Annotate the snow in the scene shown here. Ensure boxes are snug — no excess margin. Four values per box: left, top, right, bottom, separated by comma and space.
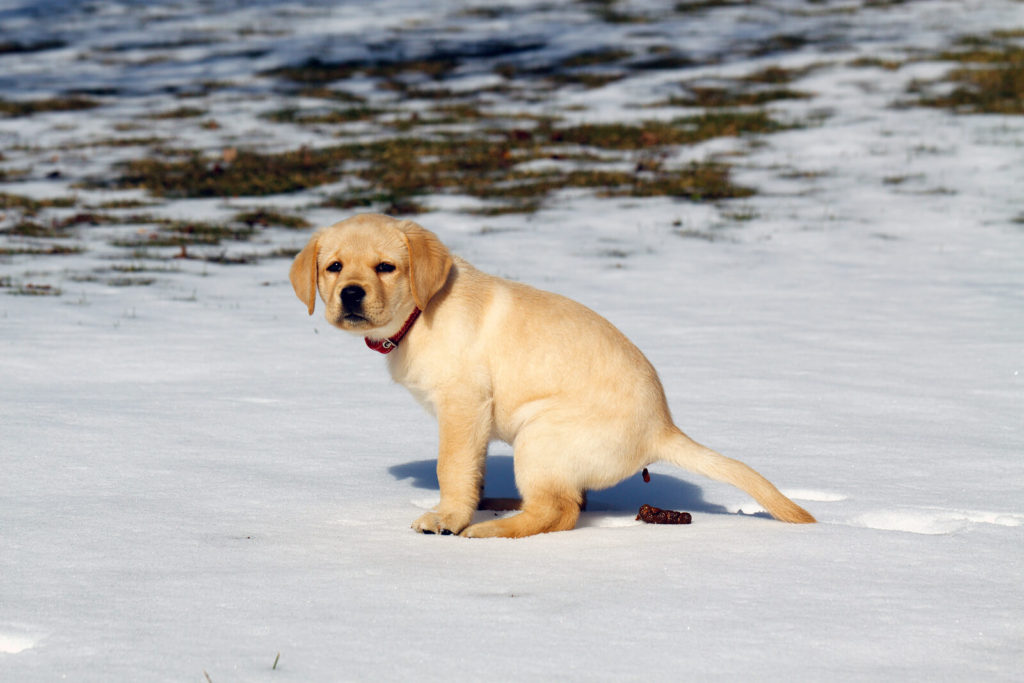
2, 0, 1023, 680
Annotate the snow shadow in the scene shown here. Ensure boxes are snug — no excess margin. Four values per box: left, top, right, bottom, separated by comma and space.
388, 455, 732, 516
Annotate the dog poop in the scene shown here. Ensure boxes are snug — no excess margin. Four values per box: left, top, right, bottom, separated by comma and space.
636, 504, 692, 525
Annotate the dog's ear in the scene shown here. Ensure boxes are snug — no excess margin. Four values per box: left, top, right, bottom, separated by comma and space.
396, 221, 453, 310
289, 232, 320, 315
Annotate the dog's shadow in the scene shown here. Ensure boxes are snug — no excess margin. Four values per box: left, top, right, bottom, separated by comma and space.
388, 454, 736, 517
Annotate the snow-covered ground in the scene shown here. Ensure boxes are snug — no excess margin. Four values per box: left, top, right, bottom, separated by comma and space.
2, 1, 1022, 680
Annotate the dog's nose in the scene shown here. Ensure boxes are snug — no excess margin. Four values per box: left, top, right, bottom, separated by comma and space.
341, 285, 366, 311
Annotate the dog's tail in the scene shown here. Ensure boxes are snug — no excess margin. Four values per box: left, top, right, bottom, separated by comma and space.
653, 427, 816, 523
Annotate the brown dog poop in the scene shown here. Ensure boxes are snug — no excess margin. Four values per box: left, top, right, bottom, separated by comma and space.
636, 504, 692, 525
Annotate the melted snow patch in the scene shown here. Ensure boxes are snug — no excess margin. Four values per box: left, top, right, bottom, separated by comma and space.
233, 397, 280, 405
578, 512, 641, 529
853, 508, 1024, 535
0, 633, 36, 654
785, 490, 847, 503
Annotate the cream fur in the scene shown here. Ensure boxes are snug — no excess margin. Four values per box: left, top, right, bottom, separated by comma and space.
290, 214, 815, 537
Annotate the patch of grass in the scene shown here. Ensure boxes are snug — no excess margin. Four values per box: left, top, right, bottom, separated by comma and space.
109, 220, 255, 249
325, 112, 763, 211
148, 106, 206, 119
108, 263, 179, 274
296, 87, 368, 103
200, 251, 265, 265
89, 198, 161, 210
583, 0, 648, 24
107, 277, 157, 287
750, 34, 812, 58
721, 205, 760, 222
632, 51, 697, 72
882, 174, 923, 186
233, 208, 311, 229
263, 106, 382, 125
849, 56, 904, 71
69, 271, 157, 287
263, 246, 303, 259
74, 136, 167, 149
8, 283, 61, 296
546, 72, 625, 89
742, 65, 820, 84
496, 47, 635, 90
0, 166, 30, 181
0, 244, 84, 256
4, 220, 72, 238
910, 33, 1024, 114
466, 199, 545, 216
550, 111, 786, 149
115, 95, 774, 214
0, 95, 100, 117
3, 211, 147, 238
0, 193, 78, 215
608, 162, 754, 200
667, 86, 810, 107
114, 148, 347, 197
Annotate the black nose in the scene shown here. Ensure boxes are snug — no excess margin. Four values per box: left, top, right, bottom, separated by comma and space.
341, 285, 366, 311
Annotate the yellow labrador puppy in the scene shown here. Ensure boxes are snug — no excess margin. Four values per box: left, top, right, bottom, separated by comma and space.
290, 213, 815, 537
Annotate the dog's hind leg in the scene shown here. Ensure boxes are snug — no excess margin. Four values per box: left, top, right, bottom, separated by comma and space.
461, 486, 582, 538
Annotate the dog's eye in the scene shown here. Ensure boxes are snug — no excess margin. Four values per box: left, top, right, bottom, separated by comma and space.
326, 261, 342, 273
376, 262, 396, 274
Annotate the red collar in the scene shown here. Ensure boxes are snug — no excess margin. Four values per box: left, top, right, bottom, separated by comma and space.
364, 308, 421, 354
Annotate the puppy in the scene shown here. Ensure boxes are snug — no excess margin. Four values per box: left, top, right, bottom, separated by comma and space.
290, 214, 815, 537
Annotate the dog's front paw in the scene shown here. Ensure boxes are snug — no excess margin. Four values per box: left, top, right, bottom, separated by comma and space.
412, 508, 472, 536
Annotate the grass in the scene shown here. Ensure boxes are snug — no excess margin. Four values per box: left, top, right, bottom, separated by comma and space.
910, 33, 1024, 114
0, 13, 804, 313
111, 106, 779, 213
656, 65, 818, 109
233, 208, 311, 229
115, 148, 346, 197
6, 283, 62, 296
1, 2, 834, 291
551, 112, 786, 149
5, 220, 73, 238
1, 193, 78, 215
665, 86, 809, 107
0, 95, 100, 117
172, 20, 809, 214
262, 106, 382, 125
0, 245, 84, 256
147, 106, 206, 119
6, 1, 1010, 305
110, 220, 255, 249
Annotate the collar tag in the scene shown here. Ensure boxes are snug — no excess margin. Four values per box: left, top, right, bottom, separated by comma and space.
364, 308, 421, 355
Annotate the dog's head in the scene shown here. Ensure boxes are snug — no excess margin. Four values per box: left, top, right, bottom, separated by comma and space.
289, 214, 453, 338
